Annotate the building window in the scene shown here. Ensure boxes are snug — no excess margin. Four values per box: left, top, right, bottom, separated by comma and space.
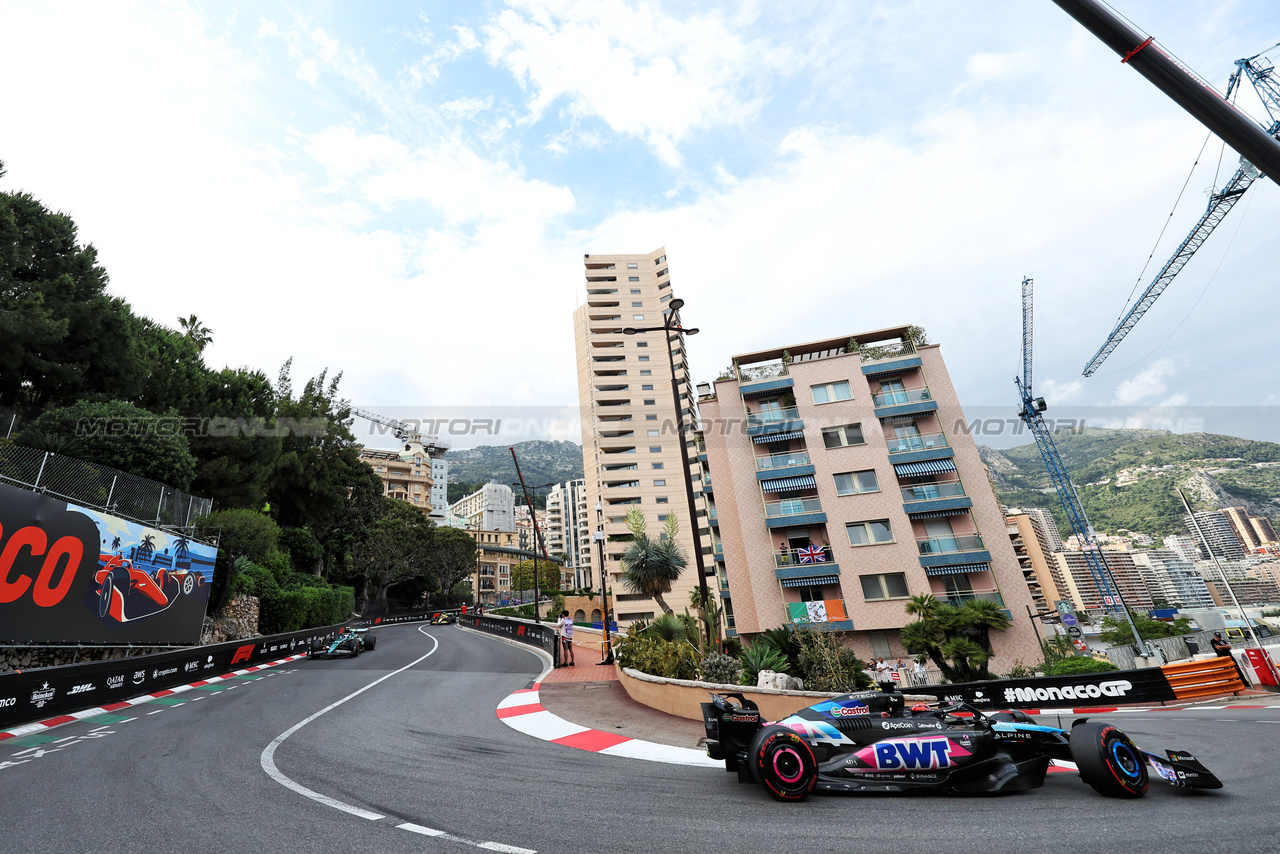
656, 496, 669, 504
642, 384, 653, 390
654, 255, 666, 264
868, 630, 892, 658
643, 398, 655, 404
860, 573, 909, 601
654, 479, 666, 486
640, 370, 652, 376
647, 430, 660, 436
645, 414, 657, 420
657, 268, 668, 277
812, 381, 852, 404
629, 276, 640, 282
627, 262, 638, 269
650, 446, 662, 452
639, 356, 650, 361
636, 341, 648, 347
633, 314, 645, 320
652, 462, 664, 469
834, 470, 879, 496
631, 289, 641, 294
632, 301, 643, 307
822, 423, 865, 448
660, 294, 671, 303
847, 520, 894, 546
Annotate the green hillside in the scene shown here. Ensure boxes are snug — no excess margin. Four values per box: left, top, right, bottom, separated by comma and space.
979, 428, 1280, 540
444, 441, 584, 506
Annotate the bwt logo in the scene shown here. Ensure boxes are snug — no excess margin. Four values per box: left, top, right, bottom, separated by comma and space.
861, 738, 967, 770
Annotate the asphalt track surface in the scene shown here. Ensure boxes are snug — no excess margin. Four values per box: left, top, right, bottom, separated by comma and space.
3, 624, 1278, 854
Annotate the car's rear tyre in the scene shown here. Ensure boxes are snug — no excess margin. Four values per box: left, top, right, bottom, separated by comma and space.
748, 725, 817, 801
365, 634, 376, 650
1070, 721, 1148, 799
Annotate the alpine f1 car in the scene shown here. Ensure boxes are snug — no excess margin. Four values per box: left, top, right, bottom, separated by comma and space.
308, 627, 376, 658
703, 689, 1222, 801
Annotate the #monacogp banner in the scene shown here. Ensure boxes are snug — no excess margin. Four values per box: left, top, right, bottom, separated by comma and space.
0, 481, 217, 645
911, 667, 1177, 709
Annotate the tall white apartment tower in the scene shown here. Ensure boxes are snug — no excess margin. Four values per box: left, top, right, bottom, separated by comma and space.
573, 247, 707, 625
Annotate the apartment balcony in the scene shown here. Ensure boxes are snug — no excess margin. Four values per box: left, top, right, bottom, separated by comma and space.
885, 431, 954, 466
746, 406, 804, 438
917, 533, 992, 571
764, 497, 827, 528
901, 482, 973, 516
917, 533, 985, 555
774, 545, 833, 567
784, 599, 853, 631
861, 347, 922, 377
753, 450, 814, 481
737, 363, 794, 398
873, 386, 937, 419
701, 476, 713, 493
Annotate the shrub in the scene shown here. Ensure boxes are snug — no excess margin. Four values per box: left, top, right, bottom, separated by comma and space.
259, 586, 354, 634
231, 558, 279, 598
1002, 660, 1039, 679
615, 627, 701, 680
739, 642, 789, 686
794, 629, 871, 692
194, 508, 280, 564
700, 653, 742, 686
1046, 657, 1118, 676
756, 626, 801, 672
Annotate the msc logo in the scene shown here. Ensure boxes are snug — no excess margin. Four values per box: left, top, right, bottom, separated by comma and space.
68, 683, 95, 695
230, 644, 255, 666
859, 737, 968, 771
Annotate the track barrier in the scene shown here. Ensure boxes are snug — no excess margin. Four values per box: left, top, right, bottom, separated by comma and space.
1160, 656, 1246, 700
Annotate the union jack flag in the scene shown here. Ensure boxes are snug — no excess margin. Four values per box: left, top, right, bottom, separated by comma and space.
797, 545, 826, 564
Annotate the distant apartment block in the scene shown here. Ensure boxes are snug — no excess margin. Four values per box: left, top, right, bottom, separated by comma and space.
358, 434, 440, 514
1006, 512, 1065, 612
696, 326, 1039, 664
1130, 548, 1214, 609
572, 247, 707, 625
463, 529, 518, 605
1163, 534, 1200, 564
1196, 559, 1280, 607
1049, 550, 1154, 613
1012, 507, 1065, 553
1184, 510, 1246, 562
450, 483, 516, 532
427, 442, 450, 524
547, 479, 593, 589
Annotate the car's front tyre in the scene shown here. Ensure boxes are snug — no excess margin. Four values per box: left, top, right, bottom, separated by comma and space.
1070, 721, 1148, 799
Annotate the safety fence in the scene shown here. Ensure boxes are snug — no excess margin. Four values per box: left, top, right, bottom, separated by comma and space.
1160, 657, 1247, 701
0, 442, 213, 537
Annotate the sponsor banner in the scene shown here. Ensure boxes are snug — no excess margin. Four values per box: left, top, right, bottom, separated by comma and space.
459, 614, 559, 664
351, 611, 434, 628
912, 668, 1176, 709
0, 624, 344, 730
0, 481, 218, 645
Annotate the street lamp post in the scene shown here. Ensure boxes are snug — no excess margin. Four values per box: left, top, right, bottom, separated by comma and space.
595, 500, 613, 664
510, 469, 556, 622
622, 298, 713, 649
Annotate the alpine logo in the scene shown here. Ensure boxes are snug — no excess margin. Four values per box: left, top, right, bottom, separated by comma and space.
68, 683, 95, 695
1002, 680, 1133, 703
856, 737, 971, 770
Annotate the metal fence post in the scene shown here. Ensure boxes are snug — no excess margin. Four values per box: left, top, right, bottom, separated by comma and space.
34, 452, 49, 489
155, 488, 166, 526
105, 475, 117, 509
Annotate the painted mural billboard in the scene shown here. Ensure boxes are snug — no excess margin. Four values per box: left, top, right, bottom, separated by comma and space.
0, 481, 216, 645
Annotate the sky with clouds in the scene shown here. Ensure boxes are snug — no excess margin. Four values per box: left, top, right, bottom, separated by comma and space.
2, 0, 1278, 450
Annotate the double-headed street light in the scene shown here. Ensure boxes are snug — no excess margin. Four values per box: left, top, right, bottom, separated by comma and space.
622, 297, 713, 648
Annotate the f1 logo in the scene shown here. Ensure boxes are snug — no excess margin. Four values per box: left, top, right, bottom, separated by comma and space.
230, 644, 255, 666
517, 626, 525, 636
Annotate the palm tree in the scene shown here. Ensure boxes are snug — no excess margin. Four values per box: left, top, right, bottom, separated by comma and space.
619, 508, 686, 615
137, 534, 156, 562
955, 599, 1012, 656
940, 636, 990, 682
903, 593, 941, 621
177, 315, 213, 352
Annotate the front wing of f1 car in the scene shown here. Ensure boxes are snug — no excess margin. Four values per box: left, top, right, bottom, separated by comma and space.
702, 690, 1222, 801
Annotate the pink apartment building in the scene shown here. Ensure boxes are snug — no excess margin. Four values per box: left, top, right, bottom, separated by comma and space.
696, 326, 1041, 666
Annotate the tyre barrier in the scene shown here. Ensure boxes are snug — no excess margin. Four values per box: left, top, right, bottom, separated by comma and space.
1160, 657, 1246, 701
0, 624, 348, 731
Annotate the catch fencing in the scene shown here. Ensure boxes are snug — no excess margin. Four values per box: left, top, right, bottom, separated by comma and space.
0, 441, 212, 536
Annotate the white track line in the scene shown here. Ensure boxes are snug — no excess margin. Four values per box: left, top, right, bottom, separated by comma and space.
260, 630, 440, 821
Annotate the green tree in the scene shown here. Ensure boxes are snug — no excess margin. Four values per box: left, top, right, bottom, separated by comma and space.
1098, 611, 1191, 645
351, 497, 435, 614
189, 367, 281, 510
279, 526, 324, 574
0, 174, 142, 410
425, 526, 478, 606
177, 314, 213, 352
509, 558, 561, 600
618, 508, 686, 615
901, 594, 1012, 682
27, 399, 197, 489
194, 508, 280, 564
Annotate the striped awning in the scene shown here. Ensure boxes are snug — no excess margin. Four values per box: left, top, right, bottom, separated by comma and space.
894, 459, 957, 477
761, 475, 817, 493
906, 507, 971, 518
753, 430, 803, 444
923, 562, 990, 577
864, 365, 920, 378
882, 414, 922, 424
780, 575, 840, 588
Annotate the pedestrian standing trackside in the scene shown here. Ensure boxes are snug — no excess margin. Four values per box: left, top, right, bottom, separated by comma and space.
559, 610, 575, 666
1210, 631, 1252, 688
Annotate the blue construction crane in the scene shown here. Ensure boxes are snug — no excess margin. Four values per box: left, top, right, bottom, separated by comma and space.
1016, 278, 1148, 650
1082, 50, 1280, 376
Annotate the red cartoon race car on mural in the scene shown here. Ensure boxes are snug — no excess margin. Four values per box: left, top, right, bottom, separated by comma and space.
94, 555, 204, 622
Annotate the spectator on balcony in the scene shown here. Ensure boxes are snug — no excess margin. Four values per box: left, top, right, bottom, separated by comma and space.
778, 542, 791, 564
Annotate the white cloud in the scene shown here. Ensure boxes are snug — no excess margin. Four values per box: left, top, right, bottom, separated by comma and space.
1039, 378, 1085, 405
441, 94, 495, 119
482, 0, 788, 165
1112, 358, 1177, 405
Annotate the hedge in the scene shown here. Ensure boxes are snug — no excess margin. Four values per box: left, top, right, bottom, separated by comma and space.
259, 586, 355, 634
